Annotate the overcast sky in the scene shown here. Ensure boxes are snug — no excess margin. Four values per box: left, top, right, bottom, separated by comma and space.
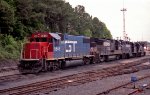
66, 0, 150, 42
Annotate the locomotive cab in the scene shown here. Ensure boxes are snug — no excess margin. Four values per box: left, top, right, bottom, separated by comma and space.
18, 32, 60, 73
22, 33, 54, 60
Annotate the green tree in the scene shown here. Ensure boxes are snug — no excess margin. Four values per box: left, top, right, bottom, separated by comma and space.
0, 0, 15, 35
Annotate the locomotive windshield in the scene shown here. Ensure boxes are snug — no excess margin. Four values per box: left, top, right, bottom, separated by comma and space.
30, 38, 52, 42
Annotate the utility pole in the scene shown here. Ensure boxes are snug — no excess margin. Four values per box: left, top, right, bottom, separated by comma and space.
121, 0, 127, 41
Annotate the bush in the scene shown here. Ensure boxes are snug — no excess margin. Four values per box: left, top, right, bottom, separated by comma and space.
0, 34, 25, 59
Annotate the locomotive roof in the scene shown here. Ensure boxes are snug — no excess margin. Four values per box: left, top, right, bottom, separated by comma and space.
31, 32, 61, 40
49, 33, 61, 40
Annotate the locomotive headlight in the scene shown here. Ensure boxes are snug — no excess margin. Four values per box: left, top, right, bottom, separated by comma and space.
144, 47, 147, 50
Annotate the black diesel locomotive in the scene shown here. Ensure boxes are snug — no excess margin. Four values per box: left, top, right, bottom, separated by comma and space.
90, 38, 145, 63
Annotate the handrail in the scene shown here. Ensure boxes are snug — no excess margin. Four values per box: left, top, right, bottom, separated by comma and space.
42, 46, 48, 58
20, 43, 24, 59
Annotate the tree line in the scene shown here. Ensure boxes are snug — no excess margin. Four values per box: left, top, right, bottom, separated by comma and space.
0, 0, 112, 40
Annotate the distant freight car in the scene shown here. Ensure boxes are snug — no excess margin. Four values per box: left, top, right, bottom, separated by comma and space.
18, 32, 93, 73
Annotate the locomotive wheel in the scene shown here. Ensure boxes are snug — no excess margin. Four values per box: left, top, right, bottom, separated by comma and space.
116, 55, 120, 60
61, 61, 66, 69
46, 62, 52, 71
104, 55, 109, 62
100, 56, 105, 62
33, 66, 42, 73
93, 56, 99, 63
143, 52, 146, 56
122, 54, 126, 59
52, 61, 61, 71
139, 53, 142, 57
126, 54, 130, 59
90, 57, 94, 64
93, 54, 100, 63
83, 57, 90, 65
132, 54, 136, 57
33, 60, 43, 73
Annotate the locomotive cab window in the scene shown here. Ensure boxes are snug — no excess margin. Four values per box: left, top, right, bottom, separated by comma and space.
48, 38, 52, 43
35, 38, 40, 42
41, 38, 47, 42
54, 39, 60, 46
31, 38, 48, 42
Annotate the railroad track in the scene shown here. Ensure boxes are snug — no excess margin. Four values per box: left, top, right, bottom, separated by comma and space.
0, 66, 20, 83
0, 57, 147, 83
128, 83, 150, 95
96, 75, 150, 95
0, 66, 17, 73
0, 58, 149, 95
0, 74, 24, 83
